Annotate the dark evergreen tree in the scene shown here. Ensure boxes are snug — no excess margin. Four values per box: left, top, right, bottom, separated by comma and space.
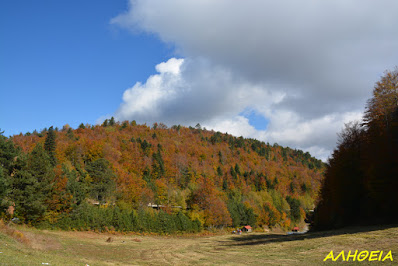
301, 182, 309, 193
222, 178, 228, 191
227, 191, 257, 227
140, 139, 151, 156
25, 143, 54, 216
44, 126, 57, 166
121, 121, 128, 130
109, 117, 116, 126
0, 166, 10, 213
66, 127, 75, 140
179, 167, 192, 189
218, 151, 223, 164
216, 166, 223, 177
286, 196, 302, 222
230, 166, 237, 180
28, 143, 54, 185
234, 163, 241, 176
0, 166, 7, 199
10, 166, 47, 223
65, 167, 87, 206
86, 158, 115, 203
152, 148, 165, 179
0, 130, 20, 175
289, 182, 295, 193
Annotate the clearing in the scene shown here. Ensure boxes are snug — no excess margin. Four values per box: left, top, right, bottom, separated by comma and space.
0, 224, 397, 265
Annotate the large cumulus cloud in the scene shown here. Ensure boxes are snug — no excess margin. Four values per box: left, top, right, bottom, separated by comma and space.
116, 57, 284, 126
112, 0, 398, 160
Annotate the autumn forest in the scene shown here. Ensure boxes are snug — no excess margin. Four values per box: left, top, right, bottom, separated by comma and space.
0, 114, 324, 233
1, 69, 397, 234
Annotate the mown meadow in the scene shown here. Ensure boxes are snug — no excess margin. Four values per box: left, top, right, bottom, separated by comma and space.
0, 222, 397, 265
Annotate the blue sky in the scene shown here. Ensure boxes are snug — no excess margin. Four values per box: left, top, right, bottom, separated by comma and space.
0, 1, 173, 136
1, 1, 397, 161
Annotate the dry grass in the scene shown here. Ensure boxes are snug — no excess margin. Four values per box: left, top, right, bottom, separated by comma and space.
0, 224, 397, 265
0, 220, 30, 245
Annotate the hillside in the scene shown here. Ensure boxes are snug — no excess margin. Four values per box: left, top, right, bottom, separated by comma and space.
1, 121, 324, 232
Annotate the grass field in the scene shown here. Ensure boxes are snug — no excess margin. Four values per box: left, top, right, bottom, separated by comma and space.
0, 224, 397, 265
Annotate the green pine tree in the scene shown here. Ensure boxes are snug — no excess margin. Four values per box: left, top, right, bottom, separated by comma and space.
28, 143, 54, 184
0, 129, 20, 175
44, 126, 57, 166
10, 168, 47, 223
86, 158, 115, 203
66, 127, 75, 140
65, 167, 87, 206
0, 166, 8, 199
152, 148, 165, 179
0, 166, 10, 214
109, 117, 116, 126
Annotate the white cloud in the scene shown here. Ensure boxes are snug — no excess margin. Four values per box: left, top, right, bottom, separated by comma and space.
116, 57, 286, 126
111, 0, 398, 160
261, 111, 364, 160
203, 116, 257, 139
155, 58, 183, 75
116, 58, 184, 121
202, 110, 363, 161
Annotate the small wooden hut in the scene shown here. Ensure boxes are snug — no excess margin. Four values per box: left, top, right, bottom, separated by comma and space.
242, 225, 252, 232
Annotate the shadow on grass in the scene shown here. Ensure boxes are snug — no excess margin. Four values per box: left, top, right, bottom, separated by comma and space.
221, 224, 398, 247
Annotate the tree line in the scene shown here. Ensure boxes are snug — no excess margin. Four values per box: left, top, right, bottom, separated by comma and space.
314, 68, 398, 229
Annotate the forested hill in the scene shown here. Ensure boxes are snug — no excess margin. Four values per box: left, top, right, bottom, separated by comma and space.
0, 121, 324, 233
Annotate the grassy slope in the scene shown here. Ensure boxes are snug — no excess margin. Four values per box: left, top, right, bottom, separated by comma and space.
0, 225, 397, 265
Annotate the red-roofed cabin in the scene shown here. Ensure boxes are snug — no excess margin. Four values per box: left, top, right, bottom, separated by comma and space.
242, 225, 252, 232
292, 227, 299, 232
